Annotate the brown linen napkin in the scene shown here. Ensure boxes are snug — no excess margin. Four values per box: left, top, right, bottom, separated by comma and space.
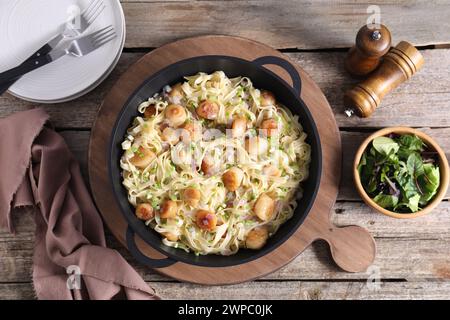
0, 108, 159, 300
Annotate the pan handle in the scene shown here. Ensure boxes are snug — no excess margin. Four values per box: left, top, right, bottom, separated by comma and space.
126, 226, 177, 268
252, 56, 302, 96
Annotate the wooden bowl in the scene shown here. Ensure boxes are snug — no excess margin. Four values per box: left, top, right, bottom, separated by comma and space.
353, 127, 449, 219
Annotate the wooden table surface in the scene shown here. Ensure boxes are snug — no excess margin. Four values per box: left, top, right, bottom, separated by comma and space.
1, 0, 450, 300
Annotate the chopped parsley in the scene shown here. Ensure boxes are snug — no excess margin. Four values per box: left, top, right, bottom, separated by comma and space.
150, 198, 159, 208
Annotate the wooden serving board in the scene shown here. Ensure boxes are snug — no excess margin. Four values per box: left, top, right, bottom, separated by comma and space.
88, 35, 376, 285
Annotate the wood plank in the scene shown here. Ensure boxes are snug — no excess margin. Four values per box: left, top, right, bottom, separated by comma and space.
332, 201, 450, 240
0, 283, 36, 300
2, 204, 450, 283
150, 281, 450, 300
2, 49, 450, 129
2, 0, 450, 300
0, 53, 145, 129
290, 49, 450, 128
2, 280, 450, 300
119, 1, 450, 49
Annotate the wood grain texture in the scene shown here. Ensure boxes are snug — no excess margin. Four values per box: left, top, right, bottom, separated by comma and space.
1, 1, 450, 299
150, 281, 450, 300
0, 53, 143, 129
59, 129, 450, 201
2, 49, 450, 129
2, 280, 450, 300
119, 1, 450, 49
2, 211, 450, 283
3, 131, 448, 283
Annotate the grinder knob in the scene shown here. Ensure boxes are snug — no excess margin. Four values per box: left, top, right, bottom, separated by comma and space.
345, 24, 392, 77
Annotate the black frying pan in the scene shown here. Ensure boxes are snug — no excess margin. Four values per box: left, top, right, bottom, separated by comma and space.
109, 55, 322, 268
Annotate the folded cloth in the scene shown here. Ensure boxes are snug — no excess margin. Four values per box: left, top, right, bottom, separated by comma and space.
0, 108, 159, 300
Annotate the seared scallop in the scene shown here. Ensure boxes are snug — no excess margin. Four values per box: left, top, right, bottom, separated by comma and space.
135, 203, 154, 220
253, 193, 275, 221
181, 121, 202, 142
245, 227, 269, 250
165, 104, 187, 127
263, 164, 281, 177
130, 146, 156, 169
167, 83, 184, 104
161, 127, 180, 145
196, 210, 217, 231
160, 200, 178, 219
245, 136, 269, 159
196, 100, 219, 120
260, 90, 276, 106
183, 187, 201, 207
201, 156, 216, 175
231, 117, 247, 138
260, 118, 279, 137
222, 167, 244, 192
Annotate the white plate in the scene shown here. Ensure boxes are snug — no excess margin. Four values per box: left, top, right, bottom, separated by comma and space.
11, 22, 125, 104
0, 0, 125, 103
10, 5, 126, 104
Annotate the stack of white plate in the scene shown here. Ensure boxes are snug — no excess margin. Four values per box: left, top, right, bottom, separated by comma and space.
0, 0, 125, 103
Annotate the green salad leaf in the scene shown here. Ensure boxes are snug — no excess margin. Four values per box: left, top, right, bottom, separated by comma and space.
398, 134, 425, 151
418, 163, 440, 204
373, 194, 399, 208
358, 134, 441, 214
372, 136, 399, 155
407, 153, 424, 177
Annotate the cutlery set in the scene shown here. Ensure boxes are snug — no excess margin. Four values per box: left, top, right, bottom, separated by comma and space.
0, 0, 116, 95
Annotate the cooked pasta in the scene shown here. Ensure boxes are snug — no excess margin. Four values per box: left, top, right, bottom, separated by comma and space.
120, 71, 311, 255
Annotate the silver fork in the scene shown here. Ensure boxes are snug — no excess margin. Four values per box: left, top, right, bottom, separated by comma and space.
65, 0, 106, 37
0, 26, 116, 86
59, 26, 116, 58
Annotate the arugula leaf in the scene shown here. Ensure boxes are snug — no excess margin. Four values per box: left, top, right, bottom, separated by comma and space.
398, 134, 425, 152
359, 153, 377, 194
407, 153, 424, 177
397, 134, 425, 160
395, 169, 423, 206
366, 176, 378, 194
357, 152, 367, 174
395, 193, 421, 212
372, 137, 399, 156
373, 193, 399, 208
417, 163, 440, 204
406, 194, 421, 212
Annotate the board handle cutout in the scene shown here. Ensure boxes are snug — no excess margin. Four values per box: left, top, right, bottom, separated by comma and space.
126, 226, 177, 268
252, 56, 302, 95
321, 225, 376, 273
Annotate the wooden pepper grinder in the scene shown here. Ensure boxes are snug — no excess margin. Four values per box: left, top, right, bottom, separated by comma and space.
344, 41, 424, 118
345, 24, 392, 77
